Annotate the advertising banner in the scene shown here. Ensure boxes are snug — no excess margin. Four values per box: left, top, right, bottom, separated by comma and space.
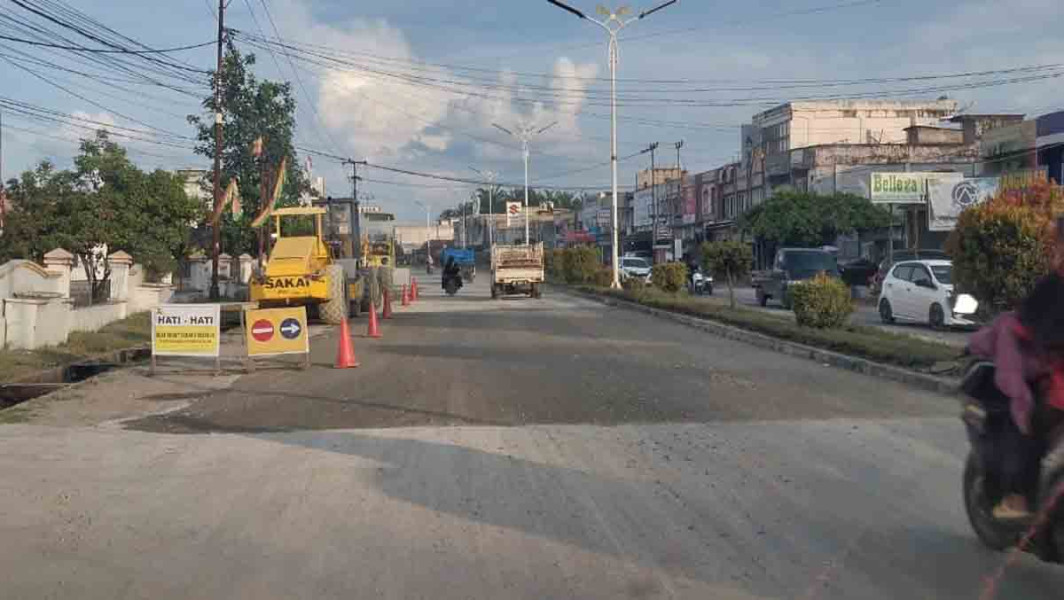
869, 172, 931, 204
152, 304, 220, 357
928, 176, 998, 231
505, 202, 521, 227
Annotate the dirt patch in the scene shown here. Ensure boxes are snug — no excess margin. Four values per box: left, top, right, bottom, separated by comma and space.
3, 366, 243, 428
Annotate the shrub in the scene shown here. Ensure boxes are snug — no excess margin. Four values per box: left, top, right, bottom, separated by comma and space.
546, 249, 566, 281
622, 275, 647, 294
946, 181, 1063, 313
563, 246, 600, 284
651, 262, 688, 294
591, 267, 612, 288
789, 273, 854, 328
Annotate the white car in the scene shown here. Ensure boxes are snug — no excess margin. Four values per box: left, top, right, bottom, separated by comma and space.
619, 256, 652, 282
877, 259, 979, 328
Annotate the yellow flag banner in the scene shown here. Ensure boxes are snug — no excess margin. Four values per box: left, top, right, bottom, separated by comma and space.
210, 178, 240, 225
250, 156, 288, 228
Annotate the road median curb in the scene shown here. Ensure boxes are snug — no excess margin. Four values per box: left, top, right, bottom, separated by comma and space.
559, 286, 959, 396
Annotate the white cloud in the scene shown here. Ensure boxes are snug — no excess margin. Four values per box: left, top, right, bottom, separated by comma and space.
64, 111, 117, 142
272, 0, 599, 163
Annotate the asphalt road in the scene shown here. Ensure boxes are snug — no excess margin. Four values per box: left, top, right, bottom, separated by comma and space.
1, 274, 1059, 599
717, 285, 971, 348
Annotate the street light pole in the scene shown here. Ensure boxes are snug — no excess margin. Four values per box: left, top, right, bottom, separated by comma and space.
469, 166, 497, 250
414, 199, 431, 256
546, 0, 678, 288
492, 121, 557, 246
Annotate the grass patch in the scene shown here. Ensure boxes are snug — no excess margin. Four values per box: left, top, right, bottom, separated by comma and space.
578, 286, 961, 373
0, 312, 151, 383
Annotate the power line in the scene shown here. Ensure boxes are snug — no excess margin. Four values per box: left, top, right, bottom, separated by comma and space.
0, 33, 213, 54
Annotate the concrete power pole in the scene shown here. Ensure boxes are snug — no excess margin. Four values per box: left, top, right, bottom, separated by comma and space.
343, 159, 367, 261
209, 0, 226, 301
645, 142, 659, 259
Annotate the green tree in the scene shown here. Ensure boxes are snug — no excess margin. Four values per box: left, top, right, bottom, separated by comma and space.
1, 132, 199, 297
702, 241, 753, 309
739, 190, 890, 247
188, 43, 309, 256
946, 180, 1064, 313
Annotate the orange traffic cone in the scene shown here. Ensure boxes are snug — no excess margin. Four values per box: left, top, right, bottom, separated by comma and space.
335, 317, 359, 368
382, 287, 393, 319
411, 277, 419, 302
366, 301, 382, 338
401, 284, 410, 307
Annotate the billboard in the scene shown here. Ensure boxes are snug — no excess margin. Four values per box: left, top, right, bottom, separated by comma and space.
682, 182, 697, 225
869, 172, 931, 204
505, 202, 522, 227
928, 176, 998, 231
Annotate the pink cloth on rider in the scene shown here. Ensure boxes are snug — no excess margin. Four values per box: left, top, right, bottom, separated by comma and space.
969, 312, 1038, 434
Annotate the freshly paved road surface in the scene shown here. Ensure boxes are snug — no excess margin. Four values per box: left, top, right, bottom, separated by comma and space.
1, 274, 1058, 599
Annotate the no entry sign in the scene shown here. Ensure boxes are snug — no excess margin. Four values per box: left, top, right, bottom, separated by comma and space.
251, 319, 274, 342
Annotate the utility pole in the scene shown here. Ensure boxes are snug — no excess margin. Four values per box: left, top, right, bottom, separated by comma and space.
646, 142, 659, 259
343, 159, 367, 261
470, 167, 497, 250
547, 0, 679, 287
0, 111, 4, 230
209, 0, 226, 301
675, 140, 684, 172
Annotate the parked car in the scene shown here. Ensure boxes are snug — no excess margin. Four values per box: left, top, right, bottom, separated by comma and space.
872, 249, 949, 295
839, 257, 878, 287
877, 259, 979, 328
619, 256, 652, 282
753, 248, 840, 309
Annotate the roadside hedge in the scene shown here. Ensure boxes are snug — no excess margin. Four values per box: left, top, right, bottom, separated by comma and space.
577, 286, 959, 372
651, 262, 688, 294
789, 273, 854, 328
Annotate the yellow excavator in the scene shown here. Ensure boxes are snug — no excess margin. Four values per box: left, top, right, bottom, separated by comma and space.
249, 207, 361, 323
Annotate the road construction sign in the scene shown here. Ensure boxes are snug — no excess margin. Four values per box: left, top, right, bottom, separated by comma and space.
152, 304, 220, 357
245, 306, 309, 357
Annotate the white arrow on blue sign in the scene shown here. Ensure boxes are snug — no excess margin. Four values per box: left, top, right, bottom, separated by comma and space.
280, 318, 303, 340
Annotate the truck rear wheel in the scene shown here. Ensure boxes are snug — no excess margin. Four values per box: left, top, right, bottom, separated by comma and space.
319, 264, 349, 325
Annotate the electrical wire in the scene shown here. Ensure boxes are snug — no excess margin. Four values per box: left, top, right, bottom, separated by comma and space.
0, 34, 213, 54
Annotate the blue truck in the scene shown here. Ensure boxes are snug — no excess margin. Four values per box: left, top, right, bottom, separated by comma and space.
440, 248, 476, 282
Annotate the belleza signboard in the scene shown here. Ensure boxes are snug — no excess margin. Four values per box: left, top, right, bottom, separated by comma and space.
869, 173, 930, 204
152, 305, 220, 357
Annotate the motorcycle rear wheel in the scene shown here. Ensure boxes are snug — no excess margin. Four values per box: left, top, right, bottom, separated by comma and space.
964, 451, 1015, 552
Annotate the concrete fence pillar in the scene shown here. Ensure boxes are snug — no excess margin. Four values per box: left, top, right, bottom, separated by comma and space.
218, 253, 232, 280
186, 253, 209, 293
107, 250, 134, 301
238, 254, 254, 284
42, 247, 74, 298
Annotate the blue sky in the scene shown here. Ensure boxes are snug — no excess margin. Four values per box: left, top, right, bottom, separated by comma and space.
2, 0, 1063, 220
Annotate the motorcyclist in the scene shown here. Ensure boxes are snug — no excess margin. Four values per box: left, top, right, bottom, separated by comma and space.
442, 256, 461, 290
969, 273, 1064, 519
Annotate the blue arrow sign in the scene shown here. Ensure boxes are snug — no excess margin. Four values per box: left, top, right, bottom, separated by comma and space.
279, 318, 303, 340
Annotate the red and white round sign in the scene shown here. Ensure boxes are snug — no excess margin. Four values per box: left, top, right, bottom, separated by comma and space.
251, 319, 274, 342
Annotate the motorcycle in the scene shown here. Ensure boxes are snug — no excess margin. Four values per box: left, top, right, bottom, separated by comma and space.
690, 269, 713, 296
442, 271, 463, 296
960, 360, 1064, 562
